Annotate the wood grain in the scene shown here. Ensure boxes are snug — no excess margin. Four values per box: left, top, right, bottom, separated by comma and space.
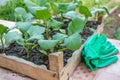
59, 46, 83, 80
0, 54, 59, 80
49, 52, 63, 72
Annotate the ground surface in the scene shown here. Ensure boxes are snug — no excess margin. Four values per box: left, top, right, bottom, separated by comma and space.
0, 39, 120, 80
103, 8, 120, 39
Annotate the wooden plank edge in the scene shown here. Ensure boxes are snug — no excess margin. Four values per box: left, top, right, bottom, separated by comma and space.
49, 52, 63, 72
96, 23, 104, 35
0, 54, 59, 80
59, 45, 83, 80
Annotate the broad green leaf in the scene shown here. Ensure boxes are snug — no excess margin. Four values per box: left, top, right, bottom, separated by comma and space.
24, 0, 39, 8
64, 11, 79, 19
115, 28, 120, 40
14, 7, 27, 20
38, 0, 47, 6
30, 7, 47, 15
38, 40, 59, 50
24, 13, 34, 21
48, 19, 63, 30
73, 0, 83, 4
60, 29, 66, 34
0, 24, 8, 38
16, 38, 25, 46
58, 3, 69, 13
24, 0, 47, 15
16, 22, 32, 33
5, 31, 24, 46
36, 9, 52, 21
53, 33, 67, 42
27, 26, 45, 36
67, 3, 78, 11
64, 33, 82, 50
68, 17, 85, 35
50, 2, 58, 14
79, 6, 92, 18
28, 34, 44, 41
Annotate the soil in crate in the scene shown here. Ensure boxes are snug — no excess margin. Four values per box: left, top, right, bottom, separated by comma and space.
0, 21, 100, 69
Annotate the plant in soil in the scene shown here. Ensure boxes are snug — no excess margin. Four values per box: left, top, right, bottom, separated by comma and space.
0, 0, 104, 69
0, 24, 8, 52
91, 5, 109, 23
5, 22, 46, 58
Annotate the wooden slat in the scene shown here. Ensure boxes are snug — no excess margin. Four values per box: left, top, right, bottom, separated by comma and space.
96, 23, 104, 35
59, 46, 83, 80
49, 52, 63, 72
0, 54, 59, 80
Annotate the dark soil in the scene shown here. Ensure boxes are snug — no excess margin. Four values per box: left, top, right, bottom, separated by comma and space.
4, 42, 73, 69
0, 20, 100, 69
103, 8, 120, 39
81, 21, 101, 42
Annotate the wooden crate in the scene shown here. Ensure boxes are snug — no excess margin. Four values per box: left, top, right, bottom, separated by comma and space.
0, 20, 104, 80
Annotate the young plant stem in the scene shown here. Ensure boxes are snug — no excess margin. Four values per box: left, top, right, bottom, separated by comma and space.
58, 48, 67, 52
60, 13, 64, 21
0, 36, 5, 52
24, 46, 30, 58
44, 21, 49, 39
50, 48, 54, 53
20, 17, 24, 22
84, 18, 88, 29
24, 33, 30, 58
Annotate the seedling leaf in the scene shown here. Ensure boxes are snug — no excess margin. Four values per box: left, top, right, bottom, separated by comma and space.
16, 22, 32, 33
14, 7, 27, 21
53, 33, 67, 42
48, 19, 63, 30
79, 6, 92, 18
36, 9, 52, 21
27, 26, 45, 36
0, 24, 8, 38
68, 17, 85, 35
64, 11, 79, 19
0, 24, 8, 51
28, 34, 44, 41
5, 31, 24, 46
64, 33, 82, 50
38, 40, 59, 50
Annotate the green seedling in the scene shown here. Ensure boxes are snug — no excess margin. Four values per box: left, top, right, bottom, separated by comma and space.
0, 24, 8, 52
14, 7, 34, 21
5, 22, 45, 58
79, 5, 92, 28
